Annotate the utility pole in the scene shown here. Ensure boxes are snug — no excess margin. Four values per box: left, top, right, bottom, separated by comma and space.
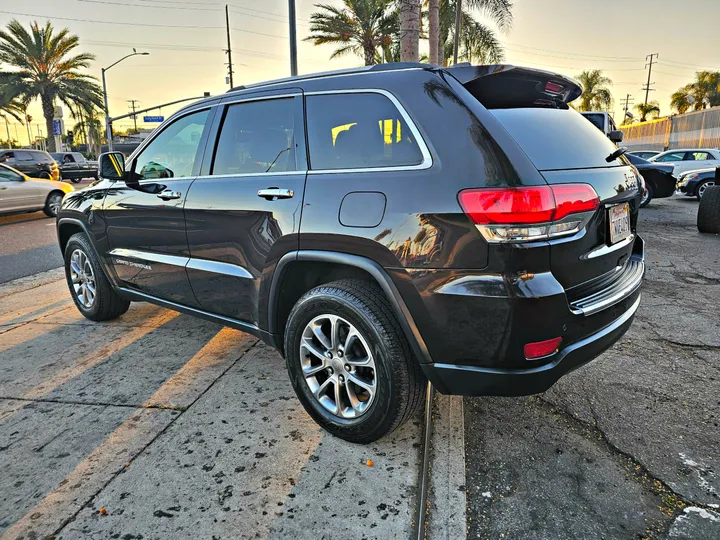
643, 53, 658, 107
452, 0, 462, 65
25, 114, 32, 148
225, 5, 234, 88
2, 116, 11, 148
128, 99, 140, 132
622, 93, 635, 122
288, 0, 298, 76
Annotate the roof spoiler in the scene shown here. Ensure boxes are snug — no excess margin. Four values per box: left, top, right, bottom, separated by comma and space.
443, 64, 582, 109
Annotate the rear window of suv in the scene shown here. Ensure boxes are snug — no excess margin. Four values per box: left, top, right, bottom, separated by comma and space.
490, 108, 623, 171
305, 92, 425, 170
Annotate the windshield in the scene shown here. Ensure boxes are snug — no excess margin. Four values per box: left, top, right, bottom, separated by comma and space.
490, 108, 623, 171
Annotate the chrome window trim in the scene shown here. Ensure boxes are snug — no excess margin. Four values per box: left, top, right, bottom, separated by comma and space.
193, 171, 306, 181
109, 248, 252, 279
304, 88, 433, 174
222, 92, 301, 106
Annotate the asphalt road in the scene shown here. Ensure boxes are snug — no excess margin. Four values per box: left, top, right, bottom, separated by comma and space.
0, 179, 93, 284
465, 196, 720, 539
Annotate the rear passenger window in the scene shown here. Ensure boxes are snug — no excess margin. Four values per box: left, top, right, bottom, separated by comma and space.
306, 93, 424, 170
212, 98, 296, 175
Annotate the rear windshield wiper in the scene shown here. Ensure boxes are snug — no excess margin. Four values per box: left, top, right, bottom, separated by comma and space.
606, 148, 627, 162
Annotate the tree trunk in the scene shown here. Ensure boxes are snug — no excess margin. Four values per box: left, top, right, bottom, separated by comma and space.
398, 0, 420, 62
438, 24, 449, 66
41, 93, 56, 152
364, 45, 375, 66
429, 0, 440, 65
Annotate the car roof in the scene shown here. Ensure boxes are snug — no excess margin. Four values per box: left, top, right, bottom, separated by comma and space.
658, 148, 718, 153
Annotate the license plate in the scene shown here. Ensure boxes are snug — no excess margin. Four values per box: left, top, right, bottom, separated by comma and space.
609, 203, 631, 244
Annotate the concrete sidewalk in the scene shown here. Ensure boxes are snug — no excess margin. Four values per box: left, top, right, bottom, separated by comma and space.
0, 272, 451, 539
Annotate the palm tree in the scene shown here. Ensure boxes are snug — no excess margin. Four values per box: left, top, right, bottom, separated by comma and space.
575, 70, 613, 111
670, 85, 695, 114
428, 0, 440, 65
71, 105, 103, 158
399, 0, 421, 61
670, 71, 720, 113
306, 1, 397, 66
456, 17, 503, 64
435, 0, 512, 66
0, 20, 104, 152
635, 101, 660, 122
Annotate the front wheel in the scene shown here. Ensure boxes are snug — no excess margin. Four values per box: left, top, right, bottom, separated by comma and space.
43, 191, 63, 217
64, 233, 131, 321
284, 279, 425, 444
70, 177, 82, 184
38, 170, 52, 180
696, 180, 716, 200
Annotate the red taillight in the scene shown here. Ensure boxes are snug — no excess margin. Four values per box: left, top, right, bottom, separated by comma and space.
458, 184, 599, 243
545, 81, 564, 94
459, 187, 556, 225
524, 337, 562, 360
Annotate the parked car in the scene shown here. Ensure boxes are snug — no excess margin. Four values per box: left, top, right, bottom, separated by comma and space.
628, 150, 660, 160
648, 148, 720, 176
0, 162, 73, 217
579, 111, 623, 143
56, 63, 644, 443
676, 167, 716, 200
50, 152, 99, 183
0, 149, 60, 181
625, 153, 676, 207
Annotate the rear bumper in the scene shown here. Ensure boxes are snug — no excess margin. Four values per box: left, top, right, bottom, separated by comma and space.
422, 293, 640, 396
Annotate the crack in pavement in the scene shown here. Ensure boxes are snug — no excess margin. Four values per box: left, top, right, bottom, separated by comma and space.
0, 396, 187, 411
39, 338, 261, 538
536, 396, 718, 522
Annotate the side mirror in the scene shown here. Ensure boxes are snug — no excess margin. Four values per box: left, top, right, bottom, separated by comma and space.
609, 130, 624, 143
98, 152, 126, 180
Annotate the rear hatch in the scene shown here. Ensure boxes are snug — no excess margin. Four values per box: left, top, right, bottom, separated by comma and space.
447, 65, 641, 291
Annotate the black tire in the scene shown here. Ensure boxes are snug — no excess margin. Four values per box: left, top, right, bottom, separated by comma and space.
38, 170, 52, 179
284, 279, 425, 444
696, 179, 716, 201
63, 233, 131, 321
43, 191, 63, 217
70, 177, 82, 184
697, 185, 720, 233
640, 183, 653, 208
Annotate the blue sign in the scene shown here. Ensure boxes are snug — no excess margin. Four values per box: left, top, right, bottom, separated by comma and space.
52, 119, 62, 135
143, 116, 164, 123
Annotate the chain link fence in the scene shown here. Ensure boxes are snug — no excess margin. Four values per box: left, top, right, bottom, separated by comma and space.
620, 106, 720, 151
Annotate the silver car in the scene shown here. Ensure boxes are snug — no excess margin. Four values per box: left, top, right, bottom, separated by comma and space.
0, 162, 74, 217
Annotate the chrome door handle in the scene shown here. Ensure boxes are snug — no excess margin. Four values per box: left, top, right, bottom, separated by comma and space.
258, 188, 294, 200
157, 190, 181, 200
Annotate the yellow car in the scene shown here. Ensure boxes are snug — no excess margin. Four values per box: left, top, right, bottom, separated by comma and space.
0, 162, 74, 217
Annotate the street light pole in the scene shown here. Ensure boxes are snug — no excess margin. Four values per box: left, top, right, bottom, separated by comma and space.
101, 50, 149, 152
288, 0, 298, 76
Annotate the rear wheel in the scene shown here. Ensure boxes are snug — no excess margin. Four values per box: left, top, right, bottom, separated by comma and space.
640, 183, 653, 208
696, 180, 716, 200
284, 279, 424, 443
70, 177, 82, 184
43, 191, 63, 217
697, 185, 720, 233
38, 170, 52, 180
64, 233, 130, 321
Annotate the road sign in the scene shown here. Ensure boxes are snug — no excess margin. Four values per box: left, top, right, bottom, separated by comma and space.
143, 116, 164, 123
52, 119, 63, 136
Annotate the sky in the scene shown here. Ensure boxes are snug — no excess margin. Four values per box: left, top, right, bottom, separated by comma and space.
2, 0, 720, 145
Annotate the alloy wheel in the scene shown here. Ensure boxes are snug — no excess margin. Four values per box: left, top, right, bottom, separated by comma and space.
698, 181, 715, 199
70, 249, 96, 309
48, 194, 62, 216
299, 314, 377, 419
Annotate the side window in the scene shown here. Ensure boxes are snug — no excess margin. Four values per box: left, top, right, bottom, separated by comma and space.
306, 93, 425, 170
134, 109, 209, 180
0, 166, 21, 181
0, 151, 15, 163
16, 151, 35, 162
211, 98, 296, 175
657, 152, 685, 162
608, 117, 617, 131
689, 151, 711, 161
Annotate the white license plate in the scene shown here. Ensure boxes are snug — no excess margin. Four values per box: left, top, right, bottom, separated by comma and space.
609, 203, 631, 244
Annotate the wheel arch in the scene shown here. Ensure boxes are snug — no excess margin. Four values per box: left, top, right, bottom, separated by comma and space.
264, 251, 432, 365
57, 217, 118, 288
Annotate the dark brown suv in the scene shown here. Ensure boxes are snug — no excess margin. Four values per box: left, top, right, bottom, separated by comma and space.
57, 63, 645, 443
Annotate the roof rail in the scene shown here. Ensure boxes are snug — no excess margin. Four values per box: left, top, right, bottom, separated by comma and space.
226, 62, 432, 94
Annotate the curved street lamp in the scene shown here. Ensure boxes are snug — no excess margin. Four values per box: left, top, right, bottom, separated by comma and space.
102, 49, 149, 151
